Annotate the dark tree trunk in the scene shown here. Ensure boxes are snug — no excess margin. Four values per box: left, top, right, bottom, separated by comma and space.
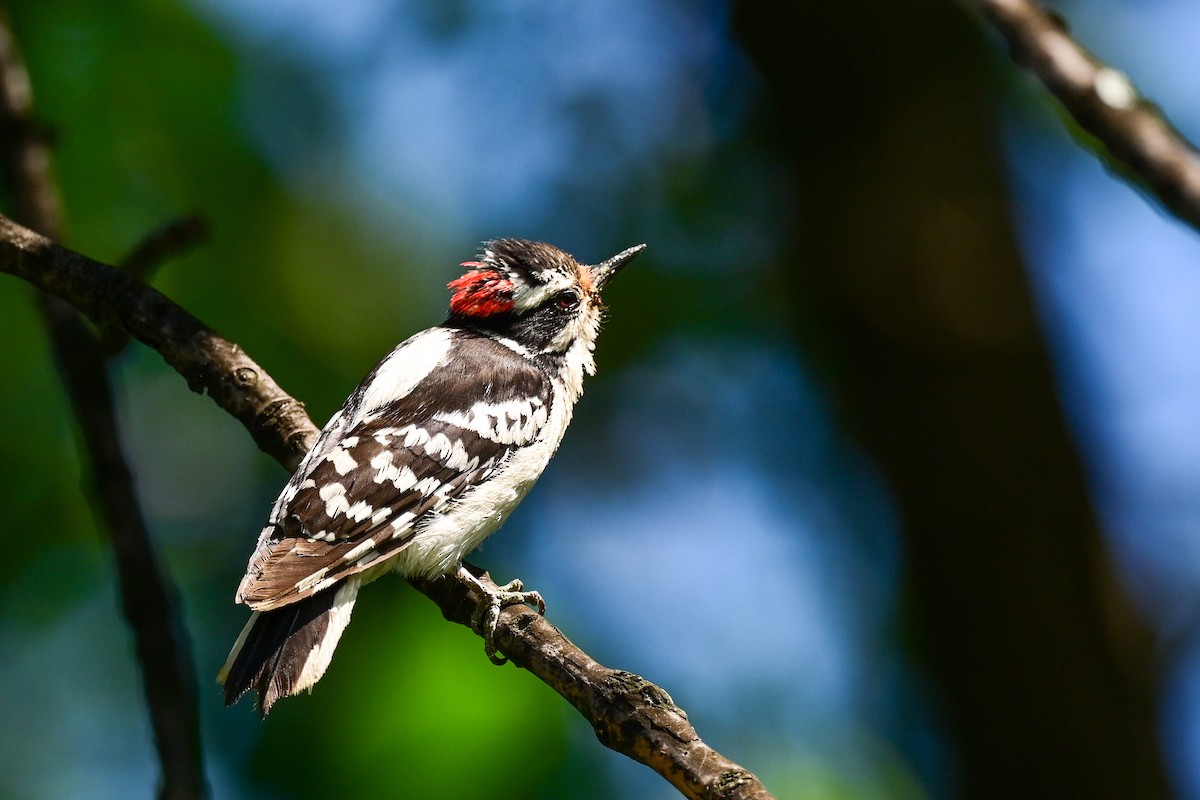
733, 2, 1172, 797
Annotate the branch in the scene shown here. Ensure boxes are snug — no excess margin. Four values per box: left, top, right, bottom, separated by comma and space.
37, 297, 208, 800
118, 214, 209, 280
0, 216, 775, 800
0, 216, 320, 470
968, 0, 1200, 232
102, 214, 210, 354
0, 10, 205, 799
414, 567, 775, 800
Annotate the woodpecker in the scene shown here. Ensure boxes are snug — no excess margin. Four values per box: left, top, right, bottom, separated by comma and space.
219, 238, 645, 715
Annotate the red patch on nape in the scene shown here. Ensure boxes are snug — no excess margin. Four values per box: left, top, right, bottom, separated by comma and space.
448, 266, 515, 317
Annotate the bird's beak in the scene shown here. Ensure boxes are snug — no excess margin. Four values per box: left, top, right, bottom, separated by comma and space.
588, 243, 646, 292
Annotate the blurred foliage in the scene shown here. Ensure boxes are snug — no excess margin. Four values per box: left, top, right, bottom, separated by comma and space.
246, 581, 569, 798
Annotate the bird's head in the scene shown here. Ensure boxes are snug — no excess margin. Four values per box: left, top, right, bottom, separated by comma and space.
447, 238, 645, 360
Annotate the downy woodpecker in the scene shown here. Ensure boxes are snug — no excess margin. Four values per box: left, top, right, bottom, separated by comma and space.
219, 238, 645, 715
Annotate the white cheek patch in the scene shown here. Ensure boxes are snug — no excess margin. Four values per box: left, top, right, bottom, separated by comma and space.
545, 303, 602, 359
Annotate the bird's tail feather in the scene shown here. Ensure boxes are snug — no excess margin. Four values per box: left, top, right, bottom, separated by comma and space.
218, 580, 360, 716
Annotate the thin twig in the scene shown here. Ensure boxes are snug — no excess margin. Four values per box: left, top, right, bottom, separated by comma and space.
0, 212, 775, 800
0, 10, 205, 799
103, 214, 210, 354
969, 0, 1200, 232
119, 213, 209, 279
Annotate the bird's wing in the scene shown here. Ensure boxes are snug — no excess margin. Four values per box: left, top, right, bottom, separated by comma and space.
236, 332, 553, 611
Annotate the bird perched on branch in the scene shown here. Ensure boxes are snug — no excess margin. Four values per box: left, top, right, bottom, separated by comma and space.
219, 238, 645, 715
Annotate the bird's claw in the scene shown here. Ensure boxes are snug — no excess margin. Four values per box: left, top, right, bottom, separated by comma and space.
458, 567, 545, 665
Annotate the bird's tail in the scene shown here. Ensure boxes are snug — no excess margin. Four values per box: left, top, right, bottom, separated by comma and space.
218, 579, 360, 716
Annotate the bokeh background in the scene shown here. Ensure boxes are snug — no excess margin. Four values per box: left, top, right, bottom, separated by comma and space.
2, 0, 1200, 797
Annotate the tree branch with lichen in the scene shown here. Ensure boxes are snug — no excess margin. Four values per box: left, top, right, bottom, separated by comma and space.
968, 0, 1200, 232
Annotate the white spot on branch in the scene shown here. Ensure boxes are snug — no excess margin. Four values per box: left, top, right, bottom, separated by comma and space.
1094, 67, 1136, 110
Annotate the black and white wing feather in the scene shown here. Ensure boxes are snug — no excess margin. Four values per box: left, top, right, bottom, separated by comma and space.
236, 327, 555, 611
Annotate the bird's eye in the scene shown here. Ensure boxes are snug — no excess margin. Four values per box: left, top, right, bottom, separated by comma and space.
555, 291, 580, 310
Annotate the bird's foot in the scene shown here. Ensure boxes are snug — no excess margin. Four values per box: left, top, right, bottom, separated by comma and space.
457, 564, 545, 665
